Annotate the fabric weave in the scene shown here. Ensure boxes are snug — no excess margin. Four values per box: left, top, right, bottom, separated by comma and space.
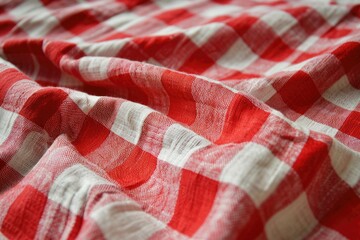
0, 0, 360, 239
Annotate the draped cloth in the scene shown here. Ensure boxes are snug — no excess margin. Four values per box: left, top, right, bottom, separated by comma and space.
0, 0, 360, 239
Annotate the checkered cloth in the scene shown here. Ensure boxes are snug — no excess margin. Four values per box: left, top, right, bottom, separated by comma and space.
0, 0, 360, 239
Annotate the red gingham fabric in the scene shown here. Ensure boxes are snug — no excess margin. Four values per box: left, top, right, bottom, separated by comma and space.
0, 0, 360, 239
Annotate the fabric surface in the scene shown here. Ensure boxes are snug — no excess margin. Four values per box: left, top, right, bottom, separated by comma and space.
0, 0, 360, 239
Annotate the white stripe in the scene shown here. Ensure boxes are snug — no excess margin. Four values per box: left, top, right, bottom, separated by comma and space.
315, 5, 348, 26
309, 225, 348, 239
153, 26, 183, 36
0, 108, 18, 145
155, 0, 193, 9
235, 78, 277, 102
261, 10, 297, 36
8, 132, 47, 176
295, 116, 338, 137
0, 231, 8, 240
200, 4, 242, 18
78, 40, 129, 57
68, 91, 100, 114
217, 38, 258, 71
330, 141, 360, 187
265, 56, 319, 76
111, 102, 153, 145
158, 124, 211, 168
0, 57, 17, 72
9, 1, 59, 37
184, 23, 223, 47
323, 75, 360, 111
48, 164, 112, 214
91, 201, 165, 240
220, 143, 291, 206
79, 57, 111, 81
265, 193, 318, 240
104, 12, 140, 31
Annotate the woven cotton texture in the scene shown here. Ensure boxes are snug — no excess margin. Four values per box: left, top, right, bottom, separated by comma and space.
0, 0, 360, 239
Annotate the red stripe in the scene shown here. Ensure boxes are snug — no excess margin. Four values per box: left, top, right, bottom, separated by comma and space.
60, 10, 100, 35
155, 8, 193, 24
108, 62, 148, 105
2, 186, 48, 239
3, 39, 36, 79
72, 116, 110, 156
216, 95, 269, 144
19, 88, 68, 128
168, 169, 218, 236
116, 0, 151, 9
261, 38, 294, 62
179, 49, 216, 74
278, 71, 321, 115
332, 42, 360, 73
134, 34, 194, 65
0, 19, 16, 36
292, 137, 329, 189
44, 41, 83, 66
234, 207, 263, 239
339, 111, 360, 139
29, 39, 62, 84
287, 7, 326, 35
332, 42, 360, 89
0, 159, 23, 193
321, 189, 360, 239
161, 70, 197, 125
293, 137, 360, 239
68, 215, 83, 240
100, 31, 131, 41
226, 15, 258, 36
108, 146, 157, 189
323, 27, 352, 39
116, 42, 148, 62
0, 68, 28, 106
